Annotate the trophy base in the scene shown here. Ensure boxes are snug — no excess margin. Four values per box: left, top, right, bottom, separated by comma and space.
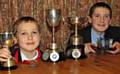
66, 44, 87, 60
0, 59, 17, 70
42, 51, 66, 62
0, 65, 17, 70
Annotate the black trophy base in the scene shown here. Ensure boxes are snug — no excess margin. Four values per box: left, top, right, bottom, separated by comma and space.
0, 65, 17, 70
42, 52, 66, 62
66, 44, 87, 60
66, 53, 87, 60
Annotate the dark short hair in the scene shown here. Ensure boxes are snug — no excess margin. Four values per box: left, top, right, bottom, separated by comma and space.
12, 16, 40, 36
89, 2, 112, 19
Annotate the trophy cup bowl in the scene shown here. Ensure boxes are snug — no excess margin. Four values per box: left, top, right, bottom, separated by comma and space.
67, 16, 85, 30
0, 32, 17, 70
47, 8, 61, 28
67, 16, 79, 25
67, 16, 78, 30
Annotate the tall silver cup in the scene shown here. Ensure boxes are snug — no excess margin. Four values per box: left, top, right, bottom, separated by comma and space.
47, 8, 61, 49
43, 9, 61, 62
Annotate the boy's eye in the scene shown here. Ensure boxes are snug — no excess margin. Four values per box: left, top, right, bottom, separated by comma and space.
33, 31, 37, 34
21, 32, 26, 35
94, 14, 100, 17
104, 14, 110, 18
32, 31, 39, 34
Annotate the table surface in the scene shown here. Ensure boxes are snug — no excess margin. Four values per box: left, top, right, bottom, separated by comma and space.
0, 54, 120, 74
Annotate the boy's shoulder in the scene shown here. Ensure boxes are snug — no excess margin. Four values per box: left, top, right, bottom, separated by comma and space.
79, 25, 92, 34
107, 26, 120, 32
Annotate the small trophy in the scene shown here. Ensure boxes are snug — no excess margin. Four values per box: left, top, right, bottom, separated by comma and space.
42, 8, 61, 63
0, 32, 17, 70
66, 16, 86, 60
96, 38, 113, 55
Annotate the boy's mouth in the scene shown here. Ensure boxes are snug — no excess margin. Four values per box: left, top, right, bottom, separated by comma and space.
98, 23, 105, 26
26, 42, 34, 45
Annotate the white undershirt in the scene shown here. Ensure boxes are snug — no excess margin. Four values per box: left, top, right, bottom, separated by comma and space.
20, 50, 38, 61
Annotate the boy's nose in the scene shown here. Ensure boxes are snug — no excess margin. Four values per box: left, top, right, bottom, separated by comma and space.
28, 34, 33, 40
100, 17, 105, 23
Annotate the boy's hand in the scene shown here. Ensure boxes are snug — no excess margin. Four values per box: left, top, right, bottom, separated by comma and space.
0, 46, 12, 62
107, 42, 120, 54
84, 43, 95, 54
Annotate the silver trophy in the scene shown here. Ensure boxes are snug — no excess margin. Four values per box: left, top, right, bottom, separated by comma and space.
43, 8, 61, 62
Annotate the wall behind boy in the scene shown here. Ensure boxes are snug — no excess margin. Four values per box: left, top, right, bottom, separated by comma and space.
0, 0, 120, 50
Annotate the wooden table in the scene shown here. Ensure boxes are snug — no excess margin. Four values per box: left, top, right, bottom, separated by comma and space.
0, 54, 120, 74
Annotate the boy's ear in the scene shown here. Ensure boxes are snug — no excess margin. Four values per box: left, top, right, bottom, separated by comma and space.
88, 16, 92, 23
109, 19, 112, 25
13, 36, 18, 44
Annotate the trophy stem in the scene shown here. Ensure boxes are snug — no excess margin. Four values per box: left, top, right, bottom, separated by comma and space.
75, 24, 78, 37
52, 27, 55, 44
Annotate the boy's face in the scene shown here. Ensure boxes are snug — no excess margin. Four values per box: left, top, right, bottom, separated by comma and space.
16, 22, 40, 52
89, 7, 111, 33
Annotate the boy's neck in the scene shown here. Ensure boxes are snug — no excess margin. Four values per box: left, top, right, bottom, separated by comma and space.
92, 28, 105, 36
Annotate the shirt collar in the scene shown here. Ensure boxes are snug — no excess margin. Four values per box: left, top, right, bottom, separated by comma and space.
91, 28, 104, 45
20, 50, 38, 61
91, 28, 104, 38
